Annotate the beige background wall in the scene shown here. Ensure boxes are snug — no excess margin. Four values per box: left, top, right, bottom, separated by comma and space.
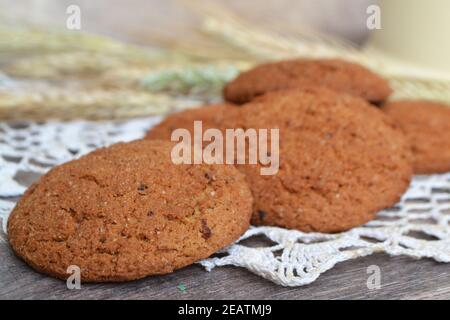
0, 0, 375, 45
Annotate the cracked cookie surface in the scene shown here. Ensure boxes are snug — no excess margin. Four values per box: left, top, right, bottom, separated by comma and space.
7, 140, 252, 282
238, 88, 412, 233
223, 59, 392, 104
382, 100, 450, 174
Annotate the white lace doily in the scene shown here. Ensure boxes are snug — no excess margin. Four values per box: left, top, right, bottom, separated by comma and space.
0, 118, 449, 287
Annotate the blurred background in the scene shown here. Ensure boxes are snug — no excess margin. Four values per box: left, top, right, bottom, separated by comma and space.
0, 0, 374, 45
0, 0, 449, 120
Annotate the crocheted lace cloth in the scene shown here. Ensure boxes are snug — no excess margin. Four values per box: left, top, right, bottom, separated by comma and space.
0, 118, 449, 287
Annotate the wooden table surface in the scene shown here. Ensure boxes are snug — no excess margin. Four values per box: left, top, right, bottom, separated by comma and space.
1, 229, 449, 300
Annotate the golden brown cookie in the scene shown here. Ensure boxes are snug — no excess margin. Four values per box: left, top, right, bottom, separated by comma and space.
223, 59, 392, 104
7, 140, 252, 282
382, 100, 450, 174
238, 88, 412, 233
145, 103, 239, 140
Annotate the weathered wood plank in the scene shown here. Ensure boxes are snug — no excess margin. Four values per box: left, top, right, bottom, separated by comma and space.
1, 235, 449, 300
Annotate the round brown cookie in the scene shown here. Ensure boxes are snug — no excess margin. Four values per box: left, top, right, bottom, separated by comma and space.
145, 103, 240, 140
7, 140, 252, 282
382, 100, 450, 174
223, 59, 392, 104
238, 88, 412, 233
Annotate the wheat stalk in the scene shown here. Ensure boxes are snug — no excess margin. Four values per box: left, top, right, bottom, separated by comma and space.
140, 62, 248, 97
2, 4, 450, 121
0, 88, 202, 120
390, 77, 450, 104
97, 67, 154, 89
185, 1, 450, 104
0, 25, 148, 56
5, 51, 155, 79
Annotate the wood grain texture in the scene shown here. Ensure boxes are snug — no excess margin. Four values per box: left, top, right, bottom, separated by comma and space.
0, 230, 449, 300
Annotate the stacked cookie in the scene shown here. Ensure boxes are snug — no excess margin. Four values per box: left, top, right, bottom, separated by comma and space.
222, 59, 450, 175
147, 86, 412, 233
382, 100, 450, 174
8, 58, 450, 282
